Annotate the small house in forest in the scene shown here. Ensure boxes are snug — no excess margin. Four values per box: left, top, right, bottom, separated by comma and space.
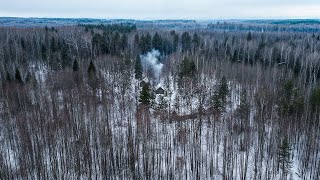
155, 87, 165, 95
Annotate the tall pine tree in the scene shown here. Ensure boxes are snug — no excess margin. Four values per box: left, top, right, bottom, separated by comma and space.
15, 68, 23, 84
247, 32, 252, 41
6, 72, 12, 83
181, 32, 191, 52
139, 83, 151, 105
135, 56, 143, 80
87, 61, 98, 90
278, 137, 292, 176
73, 59, 79, 72
152, 32, 163, 52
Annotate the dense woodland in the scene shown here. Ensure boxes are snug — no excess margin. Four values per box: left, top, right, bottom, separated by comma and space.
0, 23, 319, 179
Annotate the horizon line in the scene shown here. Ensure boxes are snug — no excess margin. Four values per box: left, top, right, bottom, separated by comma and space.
1, 16, 320, 21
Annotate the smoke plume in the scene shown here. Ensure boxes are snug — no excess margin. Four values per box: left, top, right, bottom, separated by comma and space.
140, 49, 163, 80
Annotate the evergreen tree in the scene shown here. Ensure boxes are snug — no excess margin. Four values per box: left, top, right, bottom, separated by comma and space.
111, 32, 121, 55
211, 77, 229, 112
73, 60, 81, 85
134, 56, 143, 80
179, 57, 197, 79
15, 68, 23, 84
88, 61, 96, 75
310, 86, 320, 111
247, 32, 252, 41
25, 72, 31, 83
278, 137, 292, 175
219, 76, 229, 106
73, 59, 79, 72
280, 80, 294, 115
139, 83, 151, 105
134, 33, 140, 49
172, 32, 179, 52
51, 37, 57, 52
152, 32, 163, 52
25, 72, 32, 83
87, 61, 98, 90
237, 89, 250, 121
145, 33, 152, 52
192, 33, 201, 50
232, 50, 238, 63
212, 91, 222, 111
279, 80, 304, 117
20, 37, 26, 50
170, 30, 176, 36
139, 34, 152, 54
61, 44, 71, 68
6, 72, 12, 83
120, 34, 128, 51
92, 33, 103, 50
41, 44, 47, 60
181, 32, 191, 52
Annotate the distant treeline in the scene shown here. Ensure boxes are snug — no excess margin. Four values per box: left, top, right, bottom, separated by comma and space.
270, 19, 320, 25
207, 22, 320, 33
78, 23, 137, 33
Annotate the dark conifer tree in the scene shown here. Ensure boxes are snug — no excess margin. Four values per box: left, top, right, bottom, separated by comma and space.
211, 77, 229, 112
139, 33, 152, 54
111, 32, 121, 55
120, 34, 128, 51
20, 38, 26, 50
145, 33, 152, 52
192, 33, 200, 50
41, 44, 47, 60
181, 32, 191, 52
15, 68, 23, 84
6, 72, 12, 83
135, 56, 143, 80
152, 32, 163, 52
73, 59, 79, 72
278, 137, 292, 175
179, 57, 197, 79
134, 33, 140, 49
212, 91, 222, 112
51, 37, 57, 52
173, 33, 179, 52
88, 61, 96, 75
247, 32, 252, 41
139, 83, 151, 105
25, 72, 32, 83
73, 59, 81, 84
219, 76, 229, 106
310, 87, 320, 111
237, 89, 250, 125
61, 44, 71, 68
87, 61, 98, 89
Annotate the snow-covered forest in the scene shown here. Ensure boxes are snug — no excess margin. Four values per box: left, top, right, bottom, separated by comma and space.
0, 23, 319, 179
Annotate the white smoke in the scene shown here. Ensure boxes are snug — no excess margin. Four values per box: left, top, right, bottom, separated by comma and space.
140, 49, 163, 80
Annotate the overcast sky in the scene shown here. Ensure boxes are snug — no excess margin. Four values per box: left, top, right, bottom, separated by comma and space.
1, 0, 320, 19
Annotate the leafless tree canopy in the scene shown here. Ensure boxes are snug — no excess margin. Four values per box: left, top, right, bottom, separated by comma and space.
0, 23, 319, 179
